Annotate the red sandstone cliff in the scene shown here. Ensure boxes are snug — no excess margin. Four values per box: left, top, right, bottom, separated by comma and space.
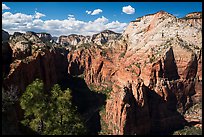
66, 11, 202, 134
2, 11, 202, 135
3, 48, 68, 93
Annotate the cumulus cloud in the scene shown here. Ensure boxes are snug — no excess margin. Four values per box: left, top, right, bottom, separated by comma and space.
2, 11, 128, 36
94, 16, 108, 24
86, 10, 92, 14
86, 9, 103, 15
122, 5, 135, 14
106, 21, 127, 32
2, 3, 10, 10
34, 11, 46, 19
91, 9, 103, 15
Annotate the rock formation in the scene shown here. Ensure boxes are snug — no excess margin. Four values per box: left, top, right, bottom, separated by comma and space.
36, 32, 52, 42
3, 31, 69, 93
66, 11, 202, 134
2, 11, 202, 135
57, 29, 121, 47
91, 29, 121, 45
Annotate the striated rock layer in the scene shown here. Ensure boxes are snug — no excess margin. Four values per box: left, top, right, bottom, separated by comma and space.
2, 11, 202, 135
3, 48, 68, 93
66, 11, 202, 134
57, 29, 121, 46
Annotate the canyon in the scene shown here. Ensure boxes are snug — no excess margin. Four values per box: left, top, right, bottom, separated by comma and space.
2, 11, 202, 135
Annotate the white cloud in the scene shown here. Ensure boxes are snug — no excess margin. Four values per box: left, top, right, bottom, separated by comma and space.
94, 16, 108, 24
122, 5, 135, 14
106, 21, 127, 32
91, 9, 103, 15
2, 11, 128, 36
2, 12, 33, 24
86, 9, 103, 15
2, 3, 10, 10
86, 10, 92, 14
34, 11, 45, 19
68, 14, 74, 17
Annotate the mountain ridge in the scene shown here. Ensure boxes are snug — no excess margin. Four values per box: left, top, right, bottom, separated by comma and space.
2, 10, 202, 135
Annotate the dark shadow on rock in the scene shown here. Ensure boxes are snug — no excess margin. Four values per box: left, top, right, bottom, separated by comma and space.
163, 47, 180, 80
185, 121, 201, 127
2, 41, 13, 78
144, 85, 186, 135
58, 75, 107, 135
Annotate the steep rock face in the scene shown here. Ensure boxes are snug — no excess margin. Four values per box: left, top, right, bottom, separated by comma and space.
105, 77, 191, 135
67, 45, 115, 87
123, 11, 202, 51
181, 12, 202, 30
36, 32, 52, 42
122, 11, 201, 86
10, 31, 42, 44
66, 42, 191, 134
105, 79, 152, 135
58, 34, 91, 46
91, 30, 121, 45
66, 11, 202, 135
10, 41, 32, 60
196, 49, 202, 81
8, 31, 53, 60
3, 48, 68, 93
3, 10, 201, 135
58, 30, 121, 46
163, 47, 180, 80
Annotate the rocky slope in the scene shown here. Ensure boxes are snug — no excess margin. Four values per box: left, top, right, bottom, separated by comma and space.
2, 11, 202, 135
66, 11, 202, 134
58, 34, 91, 46
3, 30, 69, 93
2, 30, 69, 135
4, 48, 68, 92
36, 32, 53, 42
57, 29, 121, 46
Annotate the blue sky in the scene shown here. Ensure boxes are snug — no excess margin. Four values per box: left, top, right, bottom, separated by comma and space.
2, 2, 202, 36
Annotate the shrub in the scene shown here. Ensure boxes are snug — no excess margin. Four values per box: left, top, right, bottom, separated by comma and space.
149, 55, 155, 63
101, 49, 107, 57
119, 52, 125, 58
173, 126, 202, 135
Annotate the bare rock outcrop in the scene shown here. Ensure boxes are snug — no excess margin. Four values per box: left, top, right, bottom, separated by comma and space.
58, 34, 91, 46
65, 11, 202, 135
2, 10, 202, 135
57, 29, 121, 47
36, 32, 52, 42
3, 48, 68, 93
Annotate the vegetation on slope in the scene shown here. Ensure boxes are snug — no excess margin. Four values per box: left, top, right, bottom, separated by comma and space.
20, 78, 86, 135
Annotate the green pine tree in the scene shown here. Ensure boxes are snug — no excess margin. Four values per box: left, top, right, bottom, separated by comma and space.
20, 79, 86, 135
